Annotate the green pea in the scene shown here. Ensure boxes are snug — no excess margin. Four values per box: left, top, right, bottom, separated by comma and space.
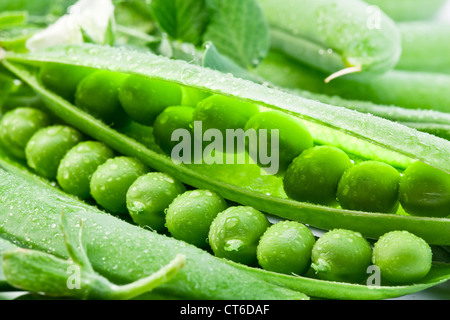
40, 63, 94, 101
208, 206, 270, 265
181, 86, 210, 107
126, 172, 186, 232
283, 146, 352, 206
398, 161, 450, 218
311, 229, 372, 283
165, 189, 228, 248
0, 107, 51, 159
193, 94, 260, 141
256, 221, 315, 276
25, 125, 84, 180
244, 110, 314, 174
153, 106, 195, 156
337, 161, 401, 213
75, 70, 128, 126
118, 75, 182, 126
90, 157, 149, 215
56, 141, 115, 200
372, 230, 432, 285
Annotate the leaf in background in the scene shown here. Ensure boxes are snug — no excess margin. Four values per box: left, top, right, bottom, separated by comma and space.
202, 42, 264, 83
0, 11, 28, 29
150, 0, 209, 45
203, 0, 270, 70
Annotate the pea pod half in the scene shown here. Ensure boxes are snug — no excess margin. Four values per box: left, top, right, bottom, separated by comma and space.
1, 167, 450, 300
2, 44, 450, 246
256, 0, 402, 80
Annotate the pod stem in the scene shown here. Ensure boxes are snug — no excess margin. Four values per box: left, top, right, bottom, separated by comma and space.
324, 65, 362, 83
110, 254, 186, 300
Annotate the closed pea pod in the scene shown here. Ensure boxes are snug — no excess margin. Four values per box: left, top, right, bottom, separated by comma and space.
165, 189, 228, 248
56, 141, 115, 200
283, 145, 352, 206
0, 107, 50, 159
372, 230, 433, 285
398, 161, 450, 218
256, 50, 450, 114
256, 220, 315, 276
311, 229, 373, 283
25, 125, 84, 180
396, 22, 450, 74
363, 0, 448, 22
118, 75, 182, 126
90, 156, 149, 215
337, 161, 401, 213
75, 70, 129, 126
257, 0, 402, 79
208, 206, 270, 266
126, 172, 186, 232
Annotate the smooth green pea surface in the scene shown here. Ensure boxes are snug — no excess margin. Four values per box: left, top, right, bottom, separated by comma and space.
337, 161, 401, 213
399, 161, 450, 218
193, 94, 260, 138
126, 172, 186, 232
372, 230, 432, 285
181, 86, 210, 107
0, 107, 51, 159
256, 221, 315, 275
208, 206, 270, 265
25, 125, 83, 180
165, 189, 227, 248
119, 75, 182, 126
283, 146, 352, 205
153, 106, 195, 156
56, 141, 115, 200
75, 70, 128, 126
90, 157, 149, 215
245, 110, 314, 173
40, 63, 94, 101
311, 229, 372, 283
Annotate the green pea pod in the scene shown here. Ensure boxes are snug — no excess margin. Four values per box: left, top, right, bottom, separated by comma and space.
0, 237, 17, 291
256, 0, 402, 80
364, 0, 448, 22
1, 168, 450, 300
2, 44, 450, 246
2, 212, 187, 300
256, 51, 450, 139
257, 50, 450, 114
396, 22, 450, 74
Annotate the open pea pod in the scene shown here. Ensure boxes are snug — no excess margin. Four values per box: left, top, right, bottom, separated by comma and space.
0, 165, 449, 300
2, 44, 450, 246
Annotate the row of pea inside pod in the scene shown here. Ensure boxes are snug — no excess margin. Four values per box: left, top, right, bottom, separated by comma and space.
39, 63, 450, 218
0, 106, 434, 286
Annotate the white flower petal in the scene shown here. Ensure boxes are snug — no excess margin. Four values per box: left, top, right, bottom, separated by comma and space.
26, 15, 83, 52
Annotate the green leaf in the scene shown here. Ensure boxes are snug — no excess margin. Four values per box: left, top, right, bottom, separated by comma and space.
150, 0, 209, 45
203, 0, 270, 69
202, 42, 264, 83
0, 11, 28, 29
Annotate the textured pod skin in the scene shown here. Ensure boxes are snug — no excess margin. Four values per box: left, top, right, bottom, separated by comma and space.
258, 0, 402, 75
364, 0, 447, 22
